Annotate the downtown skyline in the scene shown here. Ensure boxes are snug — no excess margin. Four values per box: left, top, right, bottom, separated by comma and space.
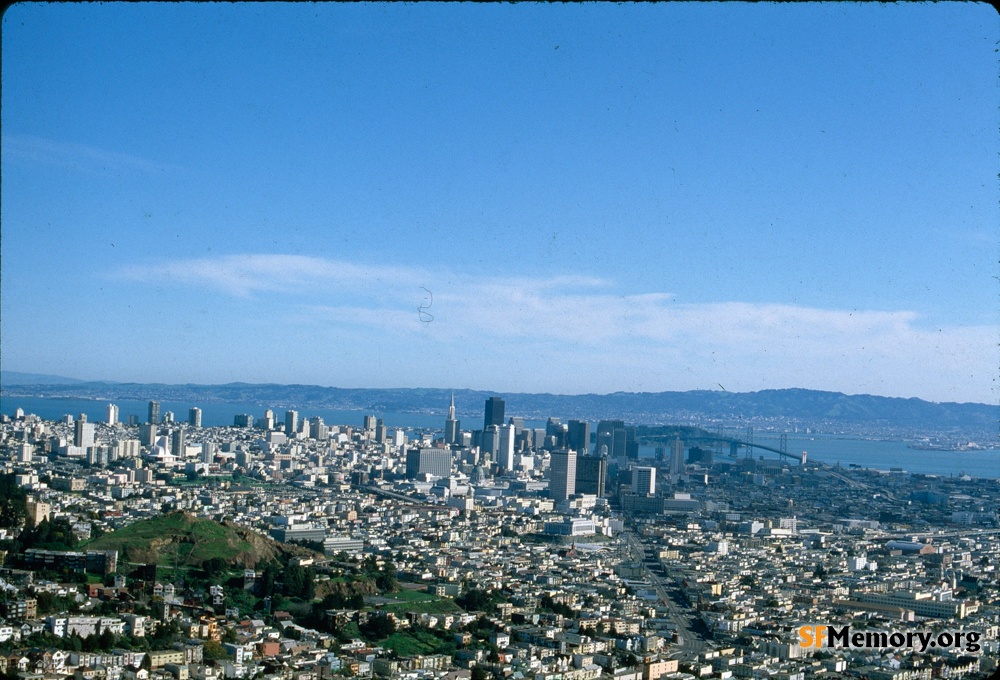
1, 3, 997, 404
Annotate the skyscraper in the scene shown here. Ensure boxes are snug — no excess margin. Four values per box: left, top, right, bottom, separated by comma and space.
285, 410, 299, 436
171, 428, 186, 457
670, 438, 685, 476
138, 424, 157, 447
484, 397, 505, 430
201, 441, 217, 464
632, 466, 656, 496
481, 425, 499, 459
596, 420, 626, 458
405, 448, 453, 479
188, 407, 202, 428
549, 450, 577, 501
148, 401, 160, 425
74, 420, 95, 449
567, 420, 590, 454
444, 394, 460, 445
575, 456, 606, 497
545, 418, 567, 449
309, 416, 328, 440
497, 423, 516, 472
106, 403, 119, 426
508, 416, 524, 435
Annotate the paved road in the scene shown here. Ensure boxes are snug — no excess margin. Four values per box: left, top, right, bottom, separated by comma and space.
622, 531, 707, 662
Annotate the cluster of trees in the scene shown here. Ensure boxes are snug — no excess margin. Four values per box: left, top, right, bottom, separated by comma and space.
257, 562, 315, 600
358, 612, 396, 640
539, 593, 575, 618
361, 555, 397, 593
455, 588, 506, 613
0, 475, 27, 529
12, 517, 80, 553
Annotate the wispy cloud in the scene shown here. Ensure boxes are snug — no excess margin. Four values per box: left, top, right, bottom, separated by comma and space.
1, 134, 182, 174
114, 253, 996, 401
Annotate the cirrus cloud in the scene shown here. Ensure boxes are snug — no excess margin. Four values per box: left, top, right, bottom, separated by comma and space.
113, 253, 996, 403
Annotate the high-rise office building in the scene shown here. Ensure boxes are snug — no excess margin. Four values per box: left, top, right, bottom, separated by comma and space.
549, 450, 577, 501
688, 446, 713, 465
188, 407, 202, 428
575, 456, 607, 497
138, 423, 157, 447
260, 409, 275, 431
670, 438, 685, 476
632, 466, 656, 496
363, 415, 377, 432
481, 425, 499, 459
201, 441, 217, 464
171, 428, 186, 458
148, 401, 161, 425
106, 403, 119, 426
405, 448, 453, 479
625, 426, 639, 458
444, 394, 460, 445
484, 397, 505, 430
74, 420, 95, 449
596, 420, 626, 458
508, 416, 524, 436
285, 410, 299, 436
545, 418, 567, 450
309, 417, 328, 440
497, 423, 516, 472
234, 414, 254, 428
567, 420, 590, 455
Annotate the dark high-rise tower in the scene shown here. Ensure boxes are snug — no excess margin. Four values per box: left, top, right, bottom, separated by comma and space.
148, 401, 161, 425
285, 410, 298, 436
484, 397, 505, 430
444, 393, 460, 445
567, 420, 590, 455
575, 456, 607, 497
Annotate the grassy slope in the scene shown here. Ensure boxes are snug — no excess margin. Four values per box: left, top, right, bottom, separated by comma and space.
84, 512, 274, 567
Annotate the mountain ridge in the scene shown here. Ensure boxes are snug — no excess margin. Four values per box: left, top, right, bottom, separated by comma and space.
2, 376, 996, 435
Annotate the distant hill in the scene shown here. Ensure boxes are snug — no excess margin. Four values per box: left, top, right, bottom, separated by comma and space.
0, 371, 89, 386
2, 377, 997, 435
85, 512, 315, 567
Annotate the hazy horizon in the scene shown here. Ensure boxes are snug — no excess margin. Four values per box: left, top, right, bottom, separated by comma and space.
3, 369, 998, 407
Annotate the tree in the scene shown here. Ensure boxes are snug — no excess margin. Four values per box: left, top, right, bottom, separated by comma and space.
17, 517, 80, 552
258, 563, 277, 598
375, 558, 397, 594
359, 613, 395, 641
203, 557, 229, 579
456, 588, 502, 613
540, 594, 574, 618
202, 640, 228, 661
0, 474, 27, 529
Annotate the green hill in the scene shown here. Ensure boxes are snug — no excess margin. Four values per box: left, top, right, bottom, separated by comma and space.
86, 512, 314, 568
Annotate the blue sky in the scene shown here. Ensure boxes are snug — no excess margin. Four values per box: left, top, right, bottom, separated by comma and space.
2, 3, 997, 404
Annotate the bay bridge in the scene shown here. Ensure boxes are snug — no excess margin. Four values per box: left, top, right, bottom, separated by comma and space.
641, 428, 806, 464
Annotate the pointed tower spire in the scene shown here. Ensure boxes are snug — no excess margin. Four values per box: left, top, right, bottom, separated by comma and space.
444, 393, 459, 446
